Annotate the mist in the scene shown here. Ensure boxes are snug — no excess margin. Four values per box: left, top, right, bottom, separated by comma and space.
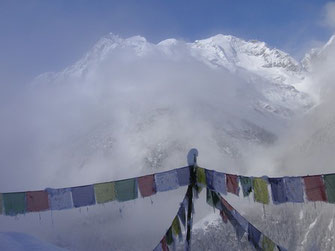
0, 34, 334, 249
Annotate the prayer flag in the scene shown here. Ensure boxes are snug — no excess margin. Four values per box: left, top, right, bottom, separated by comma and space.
240, 176, 252, 197
269, 178, 287, 204
213, 171, 227, 195
172, 216, 181, 239
177, 203, 186, 227
303, 176, 327, 202
0, 193, 2, 215
26, 191, 49, 212
71, 185, 96, 207
176, 167, 190, 186
248, 223, 261, 248
196, 167, 206, 186
262, 236, 275, 251
138, 174, 156, 197
253, 177, 269, 204
115, 178, 138, 202
3, 192, 26, 216
205, 169, 214, 190
161, 236, 169, 251
155, 170, 179, 192
166, 227, 173, 246
232, 210, 248, 232
94, 182, 116, 204
323, 174, 335, 203
220, 197, 233, 212
226, 174, 240, 196
284, 177, 304, 203
46, 188, 73, 210
220, 210, 228, 223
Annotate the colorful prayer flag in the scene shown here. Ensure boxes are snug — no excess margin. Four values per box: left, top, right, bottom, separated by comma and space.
3, 192, 26, 216
253, 177, 269, 204
240, 176, 252, 197
176, 167, 190, 186
177, 203, 186, 227
46, 188, 73, 210
94, 182, 116, 204
323, 174, 335, 203
71, 185, 96, 207
137, 175, 156, 197
172, 216, 182, 240
248, 223, 261, 248
213, 171, 227, 195
196, 167, 206, 186
155, 170, 179, 192
232, 210, 248, 232
165, 227, 173, 246
26, 191, 49, 212
0, 193, 2, 215
226, 174, 240, 196
284, 177, 304, 203
115, 178, 138, 202
303, 176, 327, 202
262, 236, 275, 251
269, 178, 287, 204
205, 169, 214, 190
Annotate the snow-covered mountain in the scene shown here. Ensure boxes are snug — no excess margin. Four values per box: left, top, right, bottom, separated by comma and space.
4, 33, 335, 250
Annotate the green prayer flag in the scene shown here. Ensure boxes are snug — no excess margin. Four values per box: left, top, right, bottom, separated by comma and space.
262, 236, 275, 251
324, 174, 335, 203
172, 216, 181, 237
253, 178, 269, 204
115, 178, 138, 202
3, 192, 26, 216
94, 182, 116, 204
240, 176, 252, 197
206, 188, 220, 209
0, 193, 2, 215
166, 227, 173, 245
197, 167, 206, 186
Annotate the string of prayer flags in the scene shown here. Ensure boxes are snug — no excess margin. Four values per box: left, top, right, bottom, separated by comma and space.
26, 191, 49, 212
196, 167, 206, 186
94, 182, 116, 204
155, 170, 179, 192
176, 166, 190, 186
268, 178, 287, 204
253, 177, 269, 204
138, 174, 156, 197
71, 185, 96, 207
115, 178, 138, 202
284, 177, 304, 203
3, 192, 26, 216
323, 174, 335, 203
47, 188, 73, 210
212, 171, 227, 195
226, 174, 240, 196
239, 176, 252, 197
303, 176, 327, 202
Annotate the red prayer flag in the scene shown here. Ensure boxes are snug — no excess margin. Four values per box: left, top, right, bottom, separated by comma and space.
138, 174, 156, 197
226, 174, 239, 195
26, 191, 49, 212
303, 176, 327, 202
221, 197, 233, 212
220, 210, 228, 223
161, 236, 169, 251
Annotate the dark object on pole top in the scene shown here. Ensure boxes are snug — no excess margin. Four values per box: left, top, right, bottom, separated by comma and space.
187, 148, 198, 166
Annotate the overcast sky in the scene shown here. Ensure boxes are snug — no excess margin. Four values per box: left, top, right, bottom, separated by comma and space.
0, 0, 334, 87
